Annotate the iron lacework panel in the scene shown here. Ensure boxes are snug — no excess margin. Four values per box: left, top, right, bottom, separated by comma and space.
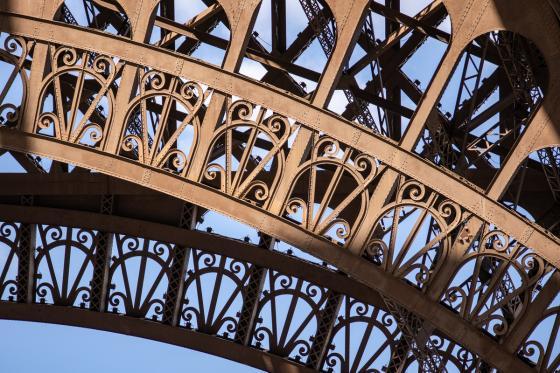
0, 29, 557, 253
0, 217, 497, 372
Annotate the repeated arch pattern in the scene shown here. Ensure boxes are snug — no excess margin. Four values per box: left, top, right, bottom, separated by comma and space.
1, 0, 560, 371
0, 182, 506, 372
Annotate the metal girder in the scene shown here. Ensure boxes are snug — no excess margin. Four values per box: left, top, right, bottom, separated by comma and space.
1, 0, 560, 370
346, 1, 447, 77
234, 234, 274, 346
0, 203, 386, 310
369, 1, 450, 43
15, 195, 35, 303
0, 195, 528, 370
88, 194, 114, 312
1, 118, 558, 283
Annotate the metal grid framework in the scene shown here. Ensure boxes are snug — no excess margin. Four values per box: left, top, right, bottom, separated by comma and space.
1, 0, 560, 371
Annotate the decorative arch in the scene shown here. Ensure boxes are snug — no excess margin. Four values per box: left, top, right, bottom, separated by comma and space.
201, 99, 293, 208
34, 46, 121, 148
0, 159, 541, 371
251, 270, 328, 360
34, 225, 96, 307
2, 0, 560, 369
281, 135, 380, 245
322, 296, 398, 372
107, 235, 173, 319
363, 179, 463, 289
180, 249, 251, 337
118, 69, 207, 176
441, 224, 554, 338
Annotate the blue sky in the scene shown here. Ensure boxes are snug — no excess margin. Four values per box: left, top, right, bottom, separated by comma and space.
0, 320, 261, 373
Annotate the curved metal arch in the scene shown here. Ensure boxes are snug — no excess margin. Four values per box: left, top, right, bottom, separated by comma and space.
0, 201, 527, 371
0, 165, 535, 371
0, 203, 384, 307
0, 17, 558, 268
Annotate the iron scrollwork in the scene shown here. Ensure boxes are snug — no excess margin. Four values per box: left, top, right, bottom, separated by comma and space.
283, 135, 380, 245
364, 179, 463, 288
108, 235, 173, 319
181, 249, 251, 338
0, 221, 20, 301
0, 34, 29, 128
442, 224, 552, 337
36, 45, 121, 147
34, 225, 96, 307
251, 271, 328, 361
203, 98, 292, 208
120, 69, 207, 175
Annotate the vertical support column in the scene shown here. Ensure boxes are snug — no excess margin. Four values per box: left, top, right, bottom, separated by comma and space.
385, 0, 402, 140
104, 0, 156, 154
20, 42, 49, 133
89, 194, 115, 312
103, 66, 139, 154
234, 233, 275, 346
306, 291, 343, 370
270, 0, 286, 54
16, 195, 35, 304
270, 0, 370, 215
162, 203, 198, 326
186, 0, 262, 181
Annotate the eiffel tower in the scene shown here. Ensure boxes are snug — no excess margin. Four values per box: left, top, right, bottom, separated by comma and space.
0, 0, 559, 371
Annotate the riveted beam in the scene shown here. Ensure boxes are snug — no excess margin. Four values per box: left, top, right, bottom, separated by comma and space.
234, 234, 275, 346
305, 291, 343, 370
89, 194, 114, 312
15, 195, 35, 303
162, 203, 197, 326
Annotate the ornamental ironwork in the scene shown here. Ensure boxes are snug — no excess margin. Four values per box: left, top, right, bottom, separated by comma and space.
1, 0, 560, 372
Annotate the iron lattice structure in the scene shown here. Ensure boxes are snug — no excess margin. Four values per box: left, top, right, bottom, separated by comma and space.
1, 0, 560, 371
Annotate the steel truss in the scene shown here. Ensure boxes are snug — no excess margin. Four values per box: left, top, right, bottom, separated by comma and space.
1, 0, 560, 371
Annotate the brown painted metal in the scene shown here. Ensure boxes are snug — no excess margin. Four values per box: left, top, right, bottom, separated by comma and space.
0, 0, 560, 371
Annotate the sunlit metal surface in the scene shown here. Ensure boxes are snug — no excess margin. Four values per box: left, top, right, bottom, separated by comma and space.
1, 0, 560, 371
